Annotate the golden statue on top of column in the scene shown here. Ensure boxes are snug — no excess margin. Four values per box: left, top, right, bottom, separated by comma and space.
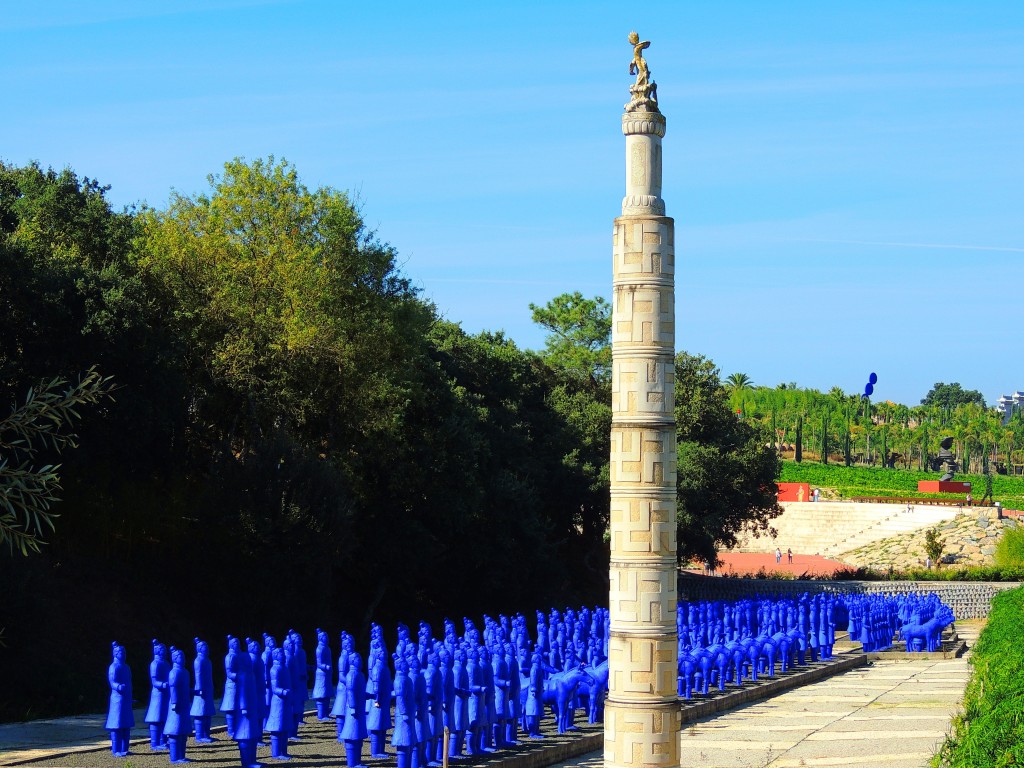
626, 31, 659, 113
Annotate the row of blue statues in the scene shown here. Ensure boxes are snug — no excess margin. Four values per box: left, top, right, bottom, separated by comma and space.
675, 593, 838, 698
673, 591, 956, 699
840, 592, 955, 653
108, 608, 612, 766
108, 592, 956, 765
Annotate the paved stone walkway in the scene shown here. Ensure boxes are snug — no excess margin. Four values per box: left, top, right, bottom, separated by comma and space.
555, 623, 977, 768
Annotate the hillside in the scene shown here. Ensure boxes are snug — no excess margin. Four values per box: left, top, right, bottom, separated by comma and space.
780, 462, 1024, 511
838, 508, 1018, 570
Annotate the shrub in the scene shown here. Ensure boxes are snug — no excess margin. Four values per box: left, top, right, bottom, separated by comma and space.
994, 527, 1024, 569
924, 527, 944, 566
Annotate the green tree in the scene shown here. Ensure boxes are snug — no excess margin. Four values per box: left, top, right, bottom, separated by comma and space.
923, 526, 944, 567
724, 372, 754, 393
529, 292, 611, 386
134, 156, 446, 607
674, 353, 782, 564
0, 369, 115, 554
921, 382, 986, 410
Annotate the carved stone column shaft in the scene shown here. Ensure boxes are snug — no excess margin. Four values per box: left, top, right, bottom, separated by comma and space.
605, 88, 680, 768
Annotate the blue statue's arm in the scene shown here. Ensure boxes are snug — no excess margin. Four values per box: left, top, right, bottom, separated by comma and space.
109, 666, 125, 693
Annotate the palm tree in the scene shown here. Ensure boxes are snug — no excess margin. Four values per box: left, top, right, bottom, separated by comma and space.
725, 372, 754, 393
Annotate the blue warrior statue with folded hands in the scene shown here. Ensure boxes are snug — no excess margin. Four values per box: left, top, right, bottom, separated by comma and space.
144, 640, 170, 752
106, 641, 134, 757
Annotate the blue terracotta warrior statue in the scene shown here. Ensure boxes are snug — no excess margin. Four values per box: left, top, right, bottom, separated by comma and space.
423, 654, 444, 767
366, 647, 393, 758
221, 635, 242, 739
164, 647, 191, 764
449, 648, 470, 758
260, 634, 277, 730
490, 644, 510, 749
266, 648, 293, 761
436, 650, 455, 764
410, 656, 430, 768
105, 641, 134, 757
466, 649, 485, 755
288, 630, 308, 735
330, 632, 353, 742
246, 638, 267, 746
524, 652, 544, 738
190, 638, 215, 743
479, 647, 496, 752
392, 660, 415, 768
505, 643, 521, 745
232, 642, 261, 768
340, 652, 368, 768
313, 628, 334, 720
144, 640, 170, 751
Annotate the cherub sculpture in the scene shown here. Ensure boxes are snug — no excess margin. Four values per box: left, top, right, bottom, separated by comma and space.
626, 31, 659, 112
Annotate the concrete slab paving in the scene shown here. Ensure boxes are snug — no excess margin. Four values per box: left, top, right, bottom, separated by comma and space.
553, 622, 978, 768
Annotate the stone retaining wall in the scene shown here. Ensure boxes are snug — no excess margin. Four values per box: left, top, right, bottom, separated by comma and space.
678, 574, 1021, 619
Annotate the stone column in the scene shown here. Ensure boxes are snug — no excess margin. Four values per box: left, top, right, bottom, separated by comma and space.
605, 101, 679, 768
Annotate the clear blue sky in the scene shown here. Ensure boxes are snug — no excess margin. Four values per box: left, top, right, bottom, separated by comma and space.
4, 1, 1022, 407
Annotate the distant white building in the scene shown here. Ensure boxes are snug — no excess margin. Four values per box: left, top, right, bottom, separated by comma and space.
997, 391, 1024, 424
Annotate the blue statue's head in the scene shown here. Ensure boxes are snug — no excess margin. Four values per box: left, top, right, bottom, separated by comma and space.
112, 641, 125, 661
228, 635, 240, 652
152, 639, 167, 659
171, 646, 185, 666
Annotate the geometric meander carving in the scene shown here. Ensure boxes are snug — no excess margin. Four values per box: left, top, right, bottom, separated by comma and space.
613, 220, 674, 279
608, 497, 676, 557
612, 357, 675, 417
609, 428, 677, 486
604, 702, 681, 768
612, 286, 675, 347
609, 567, 678, 628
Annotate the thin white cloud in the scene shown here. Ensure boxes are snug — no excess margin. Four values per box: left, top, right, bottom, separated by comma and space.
788, 238, 1024, 254
421, 278, 605, 287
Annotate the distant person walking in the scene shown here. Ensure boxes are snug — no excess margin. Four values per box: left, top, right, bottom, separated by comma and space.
787, 548, 793, 564
775, 547, 782, 564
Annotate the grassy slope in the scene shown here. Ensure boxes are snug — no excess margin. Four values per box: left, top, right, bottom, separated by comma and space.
934, 586, 1024, 767
779, 462, 1024, 511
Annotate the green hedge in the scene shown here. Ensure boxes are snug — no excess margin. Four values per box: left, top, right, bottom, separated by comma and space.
780, 462, 1024, 510
707, 565, 1024, 582
934, 585, 1024, 767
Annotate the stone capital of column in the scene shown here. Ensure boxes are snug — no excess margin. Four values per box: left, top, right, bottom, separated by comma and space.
622, 112, 667, 137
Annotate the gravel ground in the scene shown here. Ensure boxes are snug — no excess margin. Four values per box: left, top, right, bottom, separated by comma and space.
21, 713, 601, 768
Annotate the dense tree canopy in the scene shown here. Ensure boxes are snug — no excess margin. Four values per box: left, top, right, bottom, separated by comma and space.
531, 292, 782, 566
0, 159, 610, 720
675, 353, 781, 563
529, 292, 611, 386
922, 382, 986, 410
1, 160, 783, 720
